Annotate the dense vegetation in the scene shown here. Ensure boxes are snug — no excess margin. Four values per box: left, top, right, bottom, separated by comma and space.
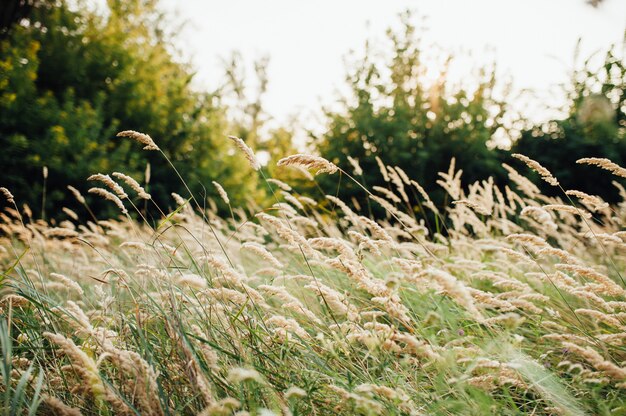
1, 2, 626, 414
2, 135, 626, 414
510, 51, 626, 202
315, 14, 509, 216
0, 0, 264, 221
316, 15, 625, 213
1, 2, 624, 222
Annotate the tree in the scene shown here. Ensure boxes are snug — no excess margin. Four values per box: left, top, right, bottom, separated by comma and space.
508, 46, 625, 202
314, 12, 509, 216
0, 0, 263, 221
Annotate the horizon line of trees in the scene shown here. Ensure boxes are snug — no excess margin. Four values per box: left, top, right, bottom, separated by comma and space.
0, 0, 624, 224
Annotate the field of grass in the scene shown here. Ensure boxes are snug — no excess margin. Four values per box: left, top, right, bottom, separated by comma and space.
1, 131, 626, 415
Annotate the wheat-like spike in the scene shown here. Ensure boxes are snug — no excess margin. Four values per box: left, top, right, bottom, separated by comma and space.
41, 395, 83, 416
228, 135, 260, 170
112, 172, 151, 199
0, 187, 15, 205
577, 157, 626, 179
556, 263, 624, 296
561, 342, 626, 381
373, 186, 402, 204
212, 181, 230, 205
43, 332, 133, 414
266, 315, 310, 340
282, 191, 304, 210
387, 168, 409, 203
277, 154, 338, 175
62, 207, 79, 221
50, 273, 83, 295
453, 199, 491, 216
394, 166, 411, 185
347, 156, 363, 176
88, 187, 128, 214
542, 204, 592, 219
44, 228, 79, 238
242, 242, 283, 269
511, 153, 559, 186
565, 190, 608, 212
375, 156, 390, 182
117, 130, 160, 151
67, 185, 86, 204
266, 178, 292, 191
87, 174, 128, 199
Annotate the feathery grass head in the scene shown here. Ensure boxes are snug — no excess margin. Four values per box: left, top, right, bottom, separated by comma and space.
87, 174, 128, 199
277, 154, 338, 175
112, 172, 151, 200
212, 181, 230, 205
512, 153, 559, 186
228, 135, 260, 170
117, 130, 160, 151
88, 187, 128, 214
375, 155, 390, 181
0, 187, 15, 204
226, 367, 264, 384
67, 185, 85, 204
347, 156, 363, 176
576, 157, 626, 179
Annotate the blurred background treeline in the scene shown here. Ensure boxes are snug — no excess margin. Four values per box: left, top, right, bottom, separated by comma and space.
0, 0, 624, 222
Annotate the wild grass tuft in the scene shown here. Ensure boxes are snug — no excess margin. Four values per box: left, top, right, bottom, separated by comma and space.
1, 132, 626, 415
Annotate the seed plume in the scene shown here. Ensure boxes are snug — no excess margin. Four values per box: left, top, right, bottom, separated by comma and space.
87, 174, 128, 199
212, 181, 230, 204
277, 154, 338, 175
117, 130, 160, 151
88, 187, 128, 214
112, 172, 151, 199
228, 135, 260, 170
0, 187, 15, 204
511, 153, 559, 186
577, 157, 626, 179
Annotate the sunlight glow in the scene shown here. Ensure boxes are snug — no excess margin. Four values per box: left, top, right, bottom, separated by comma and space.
163, 0, 625, 131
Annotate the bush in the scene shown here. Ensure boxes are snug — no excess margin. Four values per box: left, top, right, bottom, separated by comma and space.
0, 0, 262, 221
314, 13, 509, 219
509, 48, 625, 202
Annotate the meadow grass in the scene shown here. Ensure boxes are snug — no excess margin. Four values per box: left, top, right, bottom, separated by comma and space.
1, 132, 626, 415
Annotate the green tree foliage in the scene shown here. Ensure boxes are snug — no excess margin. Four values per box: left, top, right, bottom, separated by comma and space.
314, 13, 509, 216
509, 47, 625, 202
0, 0, 262, 220
314, 13, 625, 216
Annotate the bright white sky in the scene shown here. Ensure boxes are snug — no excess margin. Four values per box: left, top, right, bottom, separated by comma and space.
162, 0, 625, 131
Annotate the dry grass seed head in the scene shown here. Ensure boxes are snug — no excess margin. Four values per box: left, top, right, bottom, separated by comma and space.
511, 153, 559, 186
212, 181, 230, 205
1, 187, 15, 204
117, 130, 160, 151
277, 154, 338, 175
112, 172, 151, 199
87, 186, 128, 215
228, 135, 260, 171
577, 157, 626, 179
